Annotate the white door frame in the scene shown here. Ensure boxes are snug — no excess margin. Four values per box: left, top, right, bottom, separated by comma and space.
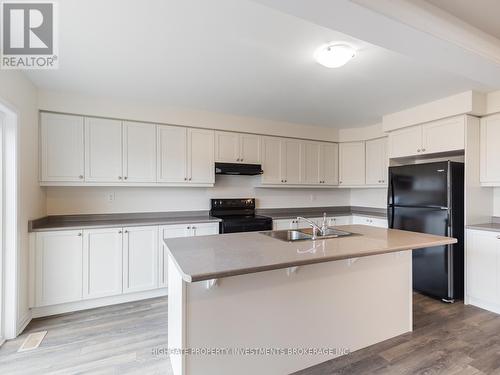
0, 100, 19, 341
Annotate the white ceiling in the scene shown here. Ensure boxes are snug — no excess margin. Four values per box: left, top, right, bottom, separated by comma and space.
425, 0, 500, 40
25, 0, 491, 128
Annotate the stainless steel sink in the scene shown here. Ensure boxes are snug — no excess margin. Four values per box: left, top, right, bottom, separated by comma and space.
299, 227, 353, 239
260, 227, 353, 242
261, 230, 313, 242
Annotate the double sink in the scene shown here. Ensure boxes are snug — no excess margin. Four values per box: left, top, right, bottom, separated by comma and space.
261, 227, 353, 242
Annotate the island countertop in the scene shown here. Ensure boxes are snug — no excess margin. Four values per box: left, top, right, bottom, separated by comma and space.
164, 224, 457, 282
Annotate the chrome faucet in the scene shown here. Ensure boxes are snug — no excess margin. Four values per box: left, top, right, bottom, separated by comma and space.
296, 214, 328, 240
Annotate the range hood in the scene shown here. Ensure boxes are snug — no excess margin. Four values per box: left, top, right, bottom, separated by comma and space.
215, 162, 263, 176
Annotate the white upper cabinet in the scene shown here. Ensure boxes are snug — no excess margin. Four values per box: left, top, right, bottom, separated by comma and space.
40, 113, 84, 182
240, 134, 261, 164
261, 136, 283, 184
282, 139, 302, 184
188, 128, 215, 184
123, 226, 158, 294
365, 138, 388, 185
480, 114, 500, 185
123, 121, 157, 183
82, 228, 123, 299
215, 131, 240, 163
388, 125, 422, 159
422, 116, 465, 154
157, 125, 188, 183
388, 116, 465, 159
303, 142, 321, 185
215, 131, 261, 164
320, 143, 339, 186
35, 230, 83, 307
85, 118, 123, 182
339, 142, 365, 186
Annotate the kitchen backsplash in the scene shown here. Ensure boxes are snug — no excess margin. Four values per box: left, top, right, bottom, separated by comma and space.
45, 175, 351, 215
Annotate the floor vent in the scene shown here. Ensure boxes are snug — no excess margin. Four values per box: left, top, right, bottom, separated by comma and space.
17, 331, 47, 352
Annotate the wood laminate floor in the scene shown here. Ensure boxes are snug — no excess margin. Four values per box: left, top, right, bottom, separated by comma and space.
1, 294, 500, 374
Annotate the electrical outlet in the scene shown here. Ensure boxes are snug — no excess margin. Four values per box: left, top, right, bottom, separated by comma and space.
106, 192, 116, 203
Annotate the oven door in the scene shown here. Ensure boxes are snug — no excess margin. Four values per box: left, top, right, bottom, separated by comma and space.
221, 220, 272, 234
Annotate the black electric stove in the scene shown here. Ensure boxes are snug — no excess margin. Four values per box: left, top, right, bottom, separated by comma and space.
210, 198, 273, 234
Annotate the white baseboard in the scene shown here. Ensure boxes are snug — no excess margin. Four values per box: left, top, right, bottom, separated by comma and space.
31, 288, 168, 318
467, 296, 500, 315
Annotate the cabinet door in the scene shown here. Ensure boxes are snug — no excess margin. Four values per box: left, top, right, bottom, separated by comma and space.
123, 226, 159, 293
215, 131, 239, 163
339, 142, 365, 186
85, 118, 123, 182
365, 138, 388, 185
188, 128, 215, 184
35, 230, 83, 306
320, 143, 339, 186
480, 114, 500, 184
240, 134, 261, 164
261, 137, 283, 184
157, 125, 187, 183
159, 224, 191, 288
303, 142, 321, 185
467, 230, 499, 303
282, 139, 302, 184
82, 228, 123, 299
123, 121, 157, 182
192, 222, 219, 236
422, 116, 464, 154
40, 113, 84, 182
388, 125, 422, 158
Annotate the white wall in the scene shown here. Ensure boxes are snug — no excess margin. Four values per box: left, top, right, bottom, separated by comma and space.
38, 90, 339, 142
46, 175, 350, 214
494, 188, 500, 217
0, 71, 45, 334
350, 188, 387, 209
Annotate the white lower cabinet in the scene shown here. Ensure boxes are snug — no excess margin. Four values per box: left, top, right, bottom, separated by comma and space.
466, 229, 500, 312
158, 222, 219, 288
83, 228, 123, 299
123, 226, 159, 294
35, 230, 84, 307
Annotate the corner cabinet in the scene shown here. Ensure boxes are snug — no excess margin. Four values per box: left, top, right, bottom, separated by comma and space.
480, 114, 500, 185
339, 142, 365, 186
365, 138, 388, 185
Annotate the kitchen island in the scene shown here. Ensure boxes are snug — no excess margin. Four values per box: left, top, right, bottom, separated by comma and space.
165, 225, 456, 375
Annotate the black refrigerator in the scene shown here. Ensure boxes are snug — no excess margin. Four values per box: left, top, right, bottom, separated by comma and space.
387, 161, 464, 302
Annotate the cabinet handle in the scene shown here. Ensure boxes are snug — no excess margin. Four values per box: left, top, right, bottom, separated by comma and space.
422, 148, 426, 152
189, 177, 192, 181
124, 176, 128, 180
192, 226, 196, 230
497, 235, 500, 240
118, 230, 122, 234
79, 175, 84, 179
124, 230, 128, 233
417, 149, 421, 153
184, 177, 187, 181
339, 181, 343, 184
236, 158, 240, 162
187, 226, 191, 229
118, 176, 122, 180
77, 232, 82, 236
241, 158, 244, 162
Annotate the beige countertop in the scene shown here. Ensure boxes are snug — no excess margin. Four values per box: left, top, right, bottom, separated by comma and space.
164, 224, 456, 282
466, 223, 500, 233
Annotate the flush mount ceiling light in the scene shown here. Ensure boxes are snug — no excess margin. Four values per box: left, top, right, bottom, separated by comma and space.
314, 43, 356, 68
